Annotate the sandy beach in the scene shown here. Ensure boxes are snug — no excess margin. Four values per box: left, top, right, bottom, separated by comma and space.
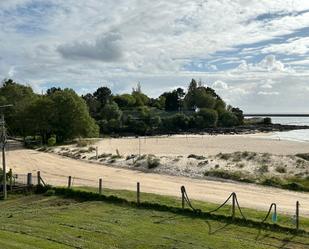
92, 133, 309, 156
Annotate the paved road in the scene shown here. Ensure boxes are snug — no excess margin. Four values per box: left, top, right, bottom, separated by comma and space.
7, 147, 309, 217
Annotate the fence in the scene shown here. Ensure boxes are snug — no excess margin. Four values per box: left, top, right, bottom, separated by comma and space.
1, 169, 304, 232
12, 171, 303, 232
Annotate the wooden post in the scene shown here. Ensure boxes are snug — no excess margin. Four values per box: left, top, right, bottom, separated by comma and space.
68, 176, 72, 188
138, 138, 141, 156
9, 168, 12, 191
232, 193, 236, 218
137, 182, 140, 205
296, 201, 300, 231
37, 171, 41, 186
27, 173, 32, 186
96, 146, 98, 160
181, 187, 185, 210
99, 178, 102, 195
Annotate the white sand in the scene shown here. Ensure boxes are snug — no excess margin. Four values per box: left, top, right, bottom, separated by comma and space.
93, 134, 309, 156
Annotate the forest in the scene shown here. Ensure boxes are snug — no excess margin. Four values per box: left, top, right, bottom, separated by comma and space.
0, 79, 243, 144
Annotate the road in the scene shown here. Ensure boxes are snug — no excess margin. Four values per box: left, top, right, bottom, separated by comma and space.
7, 146, 309, 217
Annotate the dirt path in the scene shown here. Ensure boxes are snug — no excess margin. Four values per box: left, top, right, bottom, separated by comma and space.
7, 148, 309, 217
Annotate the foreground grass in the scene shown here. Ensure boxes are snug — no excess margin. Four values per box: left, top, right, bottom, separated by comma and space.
0, 194, 308, 249
73, 186, 309, 232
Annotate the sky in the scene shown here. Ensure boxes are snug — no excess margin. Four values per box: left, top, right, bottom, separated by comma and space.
0, 0, 309, 113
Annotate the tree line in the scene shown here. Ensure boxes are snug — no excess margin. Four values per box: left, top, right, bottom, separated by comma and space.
0, 78, 243, 144
82, 79, 244, 135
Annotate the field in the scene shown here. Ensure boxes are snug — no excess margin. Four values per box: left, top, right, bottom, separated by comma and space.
0, 191, 309, 249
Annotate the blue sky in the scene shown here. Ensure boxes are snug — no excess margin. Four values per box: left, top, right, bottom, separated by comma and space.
0, 0, 309, 112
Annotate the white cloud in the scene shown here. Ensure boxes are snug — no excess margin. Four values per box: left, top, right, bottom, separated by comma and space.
261, 37, 309, 55
0, 0, 309, 112
258, 91, 279, 95
212, 80, 229, 90
58, 32, 123, 62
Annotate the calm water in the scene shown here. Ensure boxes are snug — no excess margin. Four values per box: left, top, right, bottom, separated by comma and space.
270, 117, 309, 143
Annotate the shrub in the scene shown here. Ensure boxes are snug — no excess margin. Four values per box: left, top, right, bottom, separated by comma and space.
275, 166, 287, 174
188, 154, 206, 160
147, 156, 160, 169
258, 165, 269, 174
47, 136, 56, 147
263, 117, 272, 125
261, 177, 283, 187
296, 153, 309, 161
204, 170, 254, 183
219, 111, 239, 127
44, 189, 55, 196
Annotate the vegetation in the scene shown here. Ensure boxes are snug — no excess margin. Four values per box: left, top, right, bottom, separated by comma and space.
0, 78, 244, 143
82, 78, 244, 135
0, 79, 99, 144
1, 192, 308, 249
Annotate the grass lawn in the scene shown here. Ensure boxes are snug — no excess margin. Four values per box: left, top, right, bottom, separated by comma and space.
0, 193, 308, 249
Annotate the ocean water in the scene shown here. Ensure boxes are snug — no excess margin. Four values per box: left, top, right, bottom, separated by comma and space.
269, 117, 309, 143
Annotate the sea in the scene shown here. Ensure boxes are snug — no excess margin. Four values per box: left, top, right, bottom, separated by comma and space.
268, 117, 309, 143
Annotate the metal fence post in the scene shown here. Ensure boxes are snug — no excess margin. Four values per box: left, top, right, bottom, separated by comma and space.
99, 178, 102, 195
137, 182, 140, 205
27, 173, 32, 186
68, 176, 72, 188
37, 171, 41, 186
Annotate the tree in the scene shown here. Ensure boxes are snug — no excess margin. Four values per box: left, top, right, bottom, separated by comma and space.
82, 93, 100, 118
113, 94, 136, 108
93, 86, 112, 106
99, 102, 122, 121
0, 79, 37, 136
49, 89, 99, 141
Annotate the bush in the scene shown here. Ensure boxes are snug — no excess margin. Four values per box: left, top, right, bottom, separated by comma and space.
47, 136, 56, 147
258, 165, 269, 174
263, 117, 272, 125
147, 156, 160, 169
219, 111, 239, 127
275, 166, 287, 174
194, 108, 218, 128
296, 153, 309, 161
188, 154, 206, 160
44, 189, 55, 196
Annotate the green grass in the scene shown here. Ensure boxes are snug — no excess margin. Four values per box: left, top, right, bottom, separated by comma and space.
0, 194, 308, 249
73, 186, 309, 232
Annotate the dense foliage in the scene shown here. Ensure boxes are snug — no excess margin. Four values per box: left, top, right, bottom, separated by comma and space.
0, 78, 244, 141
0, 79, 99, 143
82, 78, 244, 135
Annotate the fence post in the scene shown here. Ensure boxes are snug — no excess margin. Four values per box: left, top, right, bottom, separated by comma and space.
232, 193, 236, 219
27, 173, 32, 186
9, 168, 12, 191
37, 171, 41, 186
181, 186, 185, 209
99, 178, 102, 195
96, 147, 98, 160
68, 176, 72, 188
137, 182, 140, 205
296, 201, 300, 231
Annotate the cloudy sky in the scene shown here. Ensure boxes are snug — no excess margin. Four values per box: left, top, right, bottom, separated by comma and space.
0, 0, 309, 112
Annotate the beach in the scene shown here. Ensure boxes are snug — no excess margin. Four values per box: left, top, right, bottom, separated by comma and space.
91, 133, 309, 156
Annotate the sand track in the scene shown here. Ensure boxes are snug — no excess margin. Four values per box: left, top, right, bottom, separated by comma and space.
7, 147, 309, 217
